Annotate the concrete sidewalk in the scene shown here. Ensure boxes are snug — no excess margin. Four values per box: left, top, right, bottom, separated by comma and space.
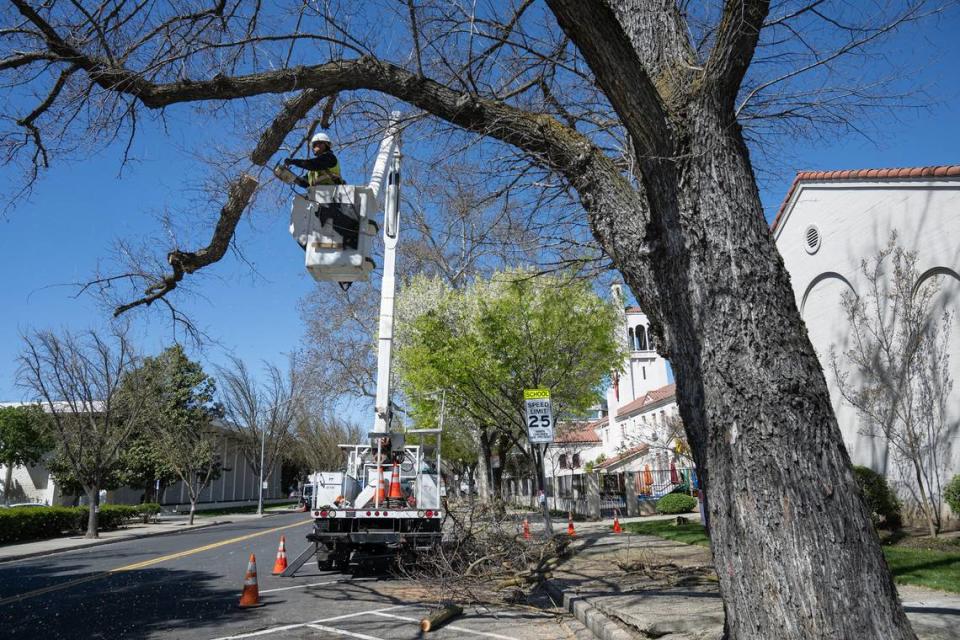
544, 518, 960, 640
0, 509, 300, 563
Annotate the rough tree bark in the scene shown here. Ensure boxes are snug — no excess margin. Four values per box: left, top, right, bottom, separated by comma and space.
545, 1, 914, 637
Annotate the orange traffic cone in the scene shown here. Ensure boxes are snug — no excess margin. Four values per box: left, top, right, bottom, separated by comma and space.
238, 554, 265, 608
387, 462, 403, 503
522, 517, 531, 540
376, 465, 386, 505
272, 535, 288, 575
567, 511, 576, 537
613, 513, 623, 534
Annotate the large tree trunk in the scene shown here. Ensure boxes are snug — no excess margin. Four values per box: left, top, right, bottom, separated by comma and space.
628, 104, 915, 639
540, 3, 916, 637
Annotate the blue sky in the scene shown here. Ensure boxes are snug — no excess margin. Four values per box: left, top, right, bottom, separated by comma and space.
1, 8, 958, 415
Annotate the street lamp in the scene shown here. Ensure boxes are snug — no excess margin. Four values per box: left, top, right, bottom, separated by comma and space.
258, 425, 267, 517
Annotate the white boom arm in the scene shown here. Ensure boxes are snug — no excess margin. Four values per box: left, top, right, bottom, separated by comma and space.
372, 114, 402, 433
367, 116, 401, 207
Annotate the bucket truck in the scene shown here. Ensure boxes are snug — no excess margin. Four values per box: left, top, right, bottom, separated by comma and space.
281, 115, 444, 575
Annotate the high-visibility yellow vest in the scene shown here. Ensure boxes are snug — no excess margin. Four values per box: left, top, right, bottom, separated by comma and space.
308, 160, 341, 186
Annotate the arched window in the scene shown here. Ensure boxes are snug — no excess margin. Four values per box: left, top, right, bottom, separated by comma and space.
637, 326, 648, 351
628, 327, 636, 351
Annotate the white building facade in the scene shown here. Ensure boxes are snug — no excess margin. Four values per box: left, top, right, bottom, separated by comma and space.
772, 165, 960, 516
0, 403, 285, 511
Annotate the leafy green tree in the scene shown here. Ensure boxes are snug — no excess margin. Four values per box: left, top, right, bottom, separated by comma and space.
396, 270, 625, 506
130, 345, 222, 524
0, 405, 53, 505
116, 430, 178, 504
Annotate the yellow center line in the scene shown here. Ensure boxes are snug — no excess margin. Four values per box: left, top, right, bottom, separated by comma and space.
0, 518, 312, 607
112, 518, 311, 572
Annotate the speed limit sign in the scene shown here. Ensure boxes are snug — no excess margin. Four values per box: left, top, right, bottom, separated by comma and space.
524, 388, 555, 444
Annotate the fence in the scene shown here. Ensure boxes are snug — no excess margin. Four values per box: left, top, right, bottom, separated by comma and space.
505, 466, 699, 519
635, 466, 699, 501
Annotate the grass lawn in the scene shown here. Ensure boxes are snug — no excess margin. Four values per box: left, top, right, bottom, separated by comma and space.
882, 546, 960, 593
623, 520, 960, 594
623, 519, 710, 547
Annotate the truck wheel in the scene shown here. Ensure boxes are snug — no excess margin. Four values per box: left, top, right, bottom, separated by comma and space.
318, 556, 334, 571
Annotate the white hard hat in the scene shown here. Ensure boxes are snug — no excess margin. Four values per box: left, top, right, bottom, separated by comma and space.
311, 132, 332, 145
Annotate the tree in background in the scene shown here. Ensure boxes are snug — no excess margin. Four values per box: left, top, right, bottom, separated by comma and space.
396, 270, 625, 504
295, 412, 363, 475
17, 328, 144, 537
217, 356, 300, 515
830, 235, 955, 537
130, 345, 222, 524
0, 404, 52, 505
36, 427, 174, 507
115, 432, 177, 505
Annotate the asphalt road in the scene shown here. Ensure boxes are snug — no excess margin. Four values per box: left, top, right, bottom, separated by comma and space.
0, 512, 576, 640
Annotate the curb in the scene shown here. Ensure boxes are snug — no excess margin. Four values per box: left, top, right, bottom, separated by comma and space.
544, 579, 635, 640
0, 519, 232, 564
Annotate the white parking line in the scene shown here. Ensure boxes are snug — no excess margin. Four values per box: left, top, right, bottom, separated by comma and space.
306, 624, 385, 639
370, 611, 517, 639
316, 605, 408, 623
208, 623, 306, 639
259, 579, 340, 594
208, 605, 409, 639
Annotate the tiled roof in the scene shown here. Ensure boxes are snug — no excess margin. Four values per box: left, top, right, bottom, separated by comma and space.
771, 165, 960, 234
596, 444, 649, 470
554, 418, 604, 444
615, 383, 676, 418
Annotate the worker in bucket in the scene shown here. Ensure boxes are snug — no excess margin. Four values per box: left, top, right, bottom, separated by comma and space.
283, 132, 344, 187
284, 132, 360, 250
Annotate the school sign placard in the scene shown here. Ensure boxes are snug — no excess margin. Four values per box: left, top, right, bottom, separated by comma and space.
523, 388, 554, 444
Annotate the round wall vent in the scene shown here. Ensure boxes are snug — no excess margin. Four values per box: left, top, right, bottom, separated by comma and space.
804, 225, 821, 254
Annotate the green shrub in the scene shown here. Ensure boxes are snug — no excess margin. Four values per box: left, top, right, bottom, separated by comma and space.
0, 503, 149, 544
945, 475, 960, 516
656, 493, 697, 515
0, 506, 82, 544
96, 504, 141, 529
137, 503, 161, 523
853, 465, 902, 530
